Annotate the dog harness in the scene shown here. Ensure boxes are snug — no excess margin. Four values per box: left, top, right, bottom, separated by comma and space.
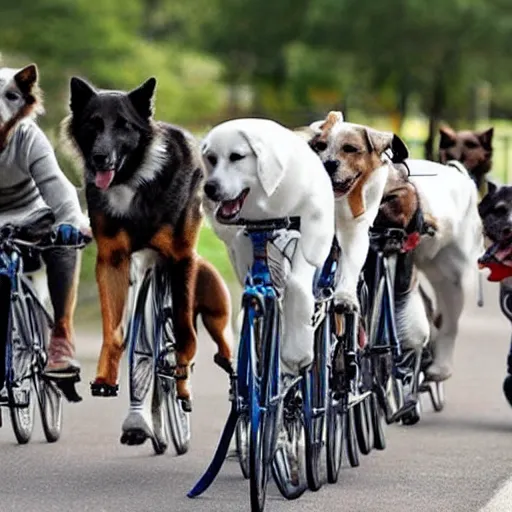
0, 119, 82, 227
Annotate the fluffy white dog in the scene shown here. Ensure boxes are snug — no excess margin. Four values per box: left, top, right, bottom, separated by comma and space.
201, 118, 335, 376
307, 112, 483, 381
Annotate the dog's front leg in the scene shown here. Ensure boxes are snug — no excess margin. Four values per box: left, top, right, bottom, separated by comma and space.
335, 217, 370, 313
280, 246, 317, 376
94, 231, 131, 394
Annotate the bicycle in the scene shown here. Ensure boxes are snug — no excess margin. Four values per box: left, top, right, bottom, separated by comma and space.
188, 217, 309, 512
364, 226, 444, 427
0, 211, 91, 444
119, 252, 194, 455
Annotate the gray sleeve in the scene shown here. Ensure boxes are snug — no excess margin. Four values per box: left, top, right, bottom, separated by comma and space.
24, 122, 83, 225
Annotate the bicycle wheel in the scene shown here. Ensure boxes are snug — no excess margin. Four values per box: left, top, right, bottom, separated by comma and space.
370, 392, 386, 450
345, 406, 359, 468
236, 413, 250, 479
272, 382, 307, 500
249, 301, 280, 512
36, 376, 63, 443
7, 302, 36, 444
326, 395, 344, 483
161, 375, 191, 455
353, 397, 371, 455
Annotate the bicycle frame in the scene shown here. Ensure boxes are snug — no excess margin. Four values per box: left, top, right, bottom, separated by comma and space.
188, 222, 288, 501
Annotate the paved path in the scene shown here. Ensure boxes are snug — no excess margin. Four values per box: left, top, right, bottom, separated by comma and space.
1, 280, 512, 512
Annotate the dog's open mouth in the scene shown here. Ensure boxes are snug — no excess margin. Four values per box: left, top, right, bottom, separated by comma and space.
95, 169, 115, 190
215, 188, 250, 222
332, 172, 362, 198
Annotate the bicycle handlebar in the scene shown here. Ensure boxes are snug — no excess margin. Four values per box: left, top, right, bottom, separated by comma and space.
0, 223, 92, 251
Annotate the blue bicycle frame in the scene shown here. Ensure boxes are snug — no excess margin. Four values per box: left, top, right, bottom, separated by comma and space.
188, 219, 293, 504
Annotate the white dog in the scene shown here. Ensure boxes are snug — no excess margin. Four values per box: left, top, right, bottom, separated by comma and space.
201, 118, 335, 376
307, 112, 483, 381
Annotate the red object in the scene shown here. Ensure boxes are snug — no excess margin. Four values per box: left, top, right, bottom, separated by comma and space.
478, 261, 512, 282
401, 232, 421, 252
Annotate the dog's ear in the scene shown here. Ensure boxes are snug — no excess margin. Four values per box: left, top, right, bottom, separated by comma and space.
439, 126, 457, 149
478, 184, 499, 218
309, 111, 344, 135
238, 129, 288, 197
390, 134, 409, 163
478, 127, 494, 150
14, 64, 38, 94
70, 77, 97, 115
363, 128, 395, 155
128, 77, 157, 120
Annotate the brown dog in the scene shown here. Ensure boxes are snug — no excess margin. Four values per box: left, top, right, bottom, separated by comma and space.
438, 125, 494, 200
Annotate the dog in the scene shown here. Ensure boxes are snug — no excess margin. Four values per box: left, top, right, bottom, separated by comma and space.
201, 118, 335, 377
63, 76, 233, 422
307, 112, 483, 381
438, 125, 494, 200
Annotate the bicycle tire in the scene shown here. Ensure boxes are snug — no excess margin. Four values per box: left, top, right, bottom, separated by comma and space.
353, 398, 371, 455
236, 413, 250, 479
249, 301, 280, 512
161, 376, 190, 455
326, 395, 344, 483
36, 377, 63, 443
272, 385, 307, 500
7, 300, 35, 444
345, 406, 359, 468
370, 392, 386, 450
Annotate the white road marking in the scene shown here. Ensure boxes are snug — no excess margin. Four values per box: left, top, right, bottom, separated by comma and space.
480, 478, 512, 512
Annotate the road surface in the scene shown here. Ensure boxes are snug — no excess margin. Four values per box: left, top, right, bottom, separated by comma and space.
1, 279, 512, 512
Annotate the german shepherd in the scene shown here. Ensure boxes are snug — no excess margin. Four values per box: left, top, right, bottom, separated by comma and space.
438, 125, 494, 200
63, 76, 233, 410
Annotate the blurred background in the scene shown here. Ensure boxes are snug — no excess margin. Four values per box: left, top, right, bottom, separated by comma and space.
1, 0, 512, 321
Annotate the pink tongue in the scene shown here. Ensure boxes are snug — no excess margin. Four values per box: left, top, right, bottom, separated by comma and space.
495, 245, 512, 266
95, 170, 114, 190
221, 199, 240, 217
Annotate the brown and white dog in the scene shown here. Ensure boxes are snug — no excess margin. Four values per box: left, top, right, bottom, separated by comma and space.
438, 125, 494, 200
307, 112, 483, 381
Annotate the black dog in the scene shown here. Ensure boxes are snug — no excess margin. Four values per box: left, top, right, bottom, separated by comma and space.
63, 76, 233, 412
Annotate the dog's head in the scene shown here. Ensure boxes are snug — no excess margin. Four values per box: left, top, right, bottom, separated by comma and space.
201, 118, 294, 222
478, 182, 512, 242
66, 76, 157, 190
0, 64, 43, 147
438, 125, 493, 182
308, 111, 409, 198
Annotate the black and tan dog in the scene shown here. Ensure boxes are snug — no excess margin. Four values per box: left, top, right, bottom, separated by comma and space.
63, 76, 232, 410
438, 125, 494, 200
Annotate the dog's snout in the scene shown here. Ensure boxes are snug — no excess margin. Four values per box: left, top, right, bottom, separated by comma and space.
92, 153, 110, 168
204, 180, 221, 201
324, 160, 340, 176
502, 226, 512, 239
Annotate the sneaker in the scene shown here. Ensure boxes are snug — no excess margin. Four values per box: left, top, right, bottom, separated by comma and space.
45, 335, 80, 377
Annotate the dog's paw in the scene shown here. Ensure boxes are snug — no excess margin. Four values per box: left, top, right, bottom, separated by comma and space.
333, 291, 360, 314
425, 362, 452, 382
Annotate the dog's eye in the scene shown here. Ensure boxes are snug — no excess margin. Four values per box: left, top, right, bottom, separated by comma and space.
115, 117, 129, 130
464, 140, 478, 149
229, 153, 245, 162
88, 116, 104, 131
312, 141, 327, 152
342, 144, 358, 153
494, 206, 508, 216
5, 91, 20, 102
207, 154, 217, 166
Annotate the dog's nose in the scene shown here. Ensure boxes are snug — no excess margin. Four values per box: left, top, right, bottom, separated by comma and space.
204, 180, 221, 201
324, 160, 340, 176
92, 153, 110, 168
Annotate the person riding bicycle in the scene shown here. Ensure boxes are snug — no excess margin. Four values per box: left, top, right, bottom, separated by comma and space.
0, 63, 87, 393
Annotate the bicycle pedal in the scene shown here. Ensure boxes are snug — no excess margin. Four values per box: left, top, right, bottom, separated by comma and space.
90, 381, 119, 397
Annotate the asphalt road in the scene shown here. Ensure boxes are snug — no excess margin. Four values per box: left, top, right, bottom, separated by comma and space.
1, 279, 512, 512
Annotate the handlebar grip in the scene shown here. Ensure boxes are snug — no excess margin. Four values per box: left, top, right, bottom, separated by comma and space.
50, 224, 92, 247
